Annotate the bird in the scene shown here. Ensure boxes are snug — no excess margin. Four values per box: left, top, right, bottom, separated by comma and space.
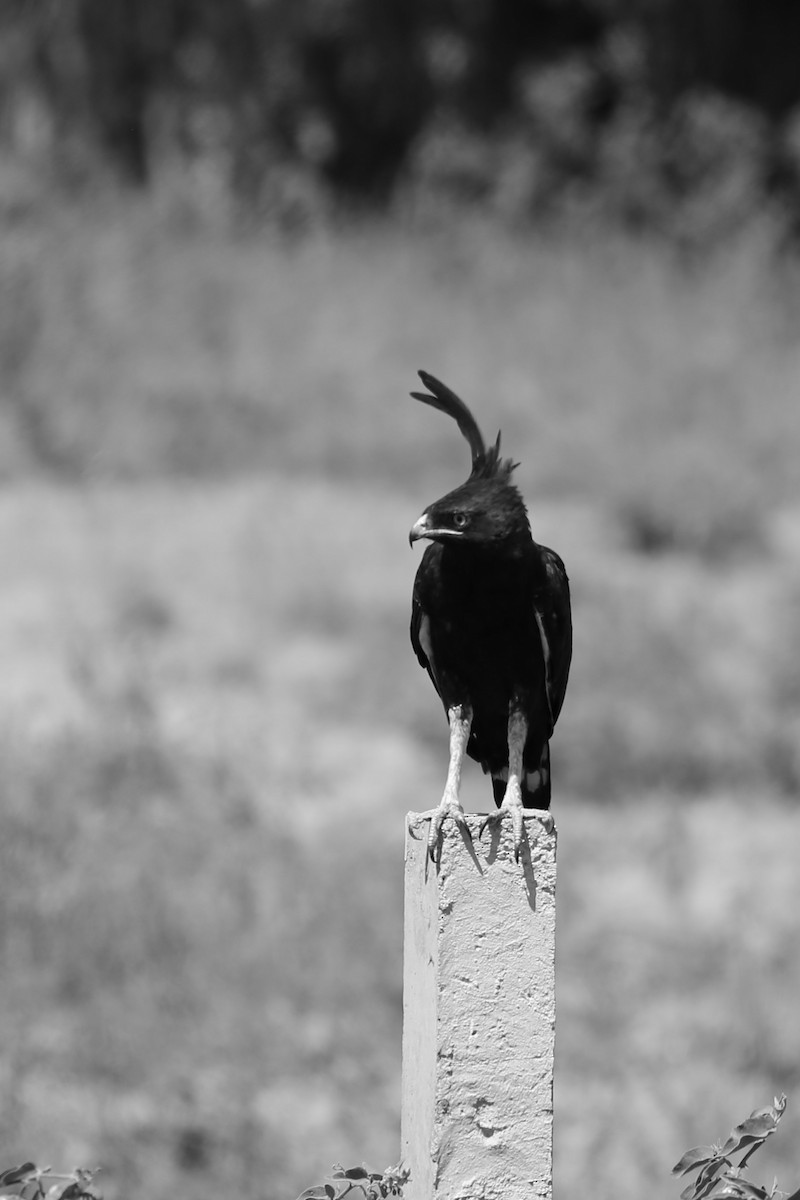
408, 370, 572, 862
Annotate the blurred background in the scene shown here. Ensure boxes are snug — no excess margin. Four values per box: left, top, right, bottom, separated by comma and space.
1, 0, 800, 1197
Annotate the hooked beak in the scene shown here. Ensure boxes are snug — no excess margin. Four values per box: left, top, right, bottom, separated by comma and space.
409, 513, 429, 546
409, 513, 465, 546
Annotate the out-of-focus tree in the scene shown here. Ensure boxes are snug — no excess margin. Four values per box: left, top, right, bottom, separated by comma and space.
1, 0, 799, 229
641, 0, 800, 119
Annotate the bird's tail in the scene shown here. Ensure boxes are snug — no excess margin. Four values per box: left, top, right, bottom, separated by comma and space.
491, 743, 551, 810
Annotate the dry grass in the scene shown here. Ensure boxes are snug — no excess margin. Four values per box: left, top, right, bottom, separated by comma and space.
1, 195, 800, 1198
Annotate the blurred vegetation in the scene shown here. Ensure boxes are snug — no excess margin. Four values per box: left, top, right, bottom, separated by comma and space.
2, 0, 800, 240
672, 1095, 793, 1200
1, 4, 800, 1200
1, 208, 800, 1198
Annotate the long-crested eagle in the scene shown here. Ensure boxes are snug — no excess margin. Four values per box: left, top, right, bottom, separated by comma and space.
409, 371, 572, 861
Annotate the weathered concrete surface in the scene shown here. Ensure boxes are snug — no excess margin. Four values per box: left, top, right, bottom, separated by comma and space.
401, 813, 556, 1200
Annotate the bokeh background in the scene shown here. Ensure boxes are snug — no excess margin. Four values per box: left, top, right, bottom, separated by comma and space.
1, 2, 800, 1197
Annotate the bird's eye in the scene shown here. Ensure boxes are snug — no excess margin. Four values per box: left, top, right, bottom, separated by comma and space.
453, 512, 468, 528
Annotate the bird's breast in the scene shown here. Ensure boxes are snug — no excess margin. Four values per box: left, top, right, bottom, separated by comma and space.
432, 573, 538, 665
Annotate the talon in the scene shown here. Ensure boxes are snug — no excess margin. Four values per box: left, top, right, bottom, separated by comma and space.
455, 811, 474, 845
537, 811, 555, 835
511, 806, 524, 859
426, 809, 446, 859
427, 815, 444, 863
478, 812, 499, 841
424, 794, 469, 863
427, 820, 443, 862
478, 789, 526, 861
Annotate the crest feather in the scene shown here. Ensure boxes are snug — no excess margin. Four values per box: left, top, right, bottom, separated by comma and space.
411, 370, 518, 481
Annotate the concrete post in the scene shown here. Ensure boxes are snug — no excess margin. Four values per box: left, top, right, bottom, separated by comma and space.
401, 813, 556, 1200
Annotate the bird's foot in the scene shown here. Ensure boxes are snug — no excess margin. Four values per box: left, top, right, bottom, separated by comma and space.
411, 793, 472, 863
479, 801, 524, 862
478, 781, 552, 863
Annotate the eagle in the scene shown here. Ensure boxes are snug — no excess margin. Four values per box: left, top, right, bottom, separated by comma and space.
409, 371, 572, 861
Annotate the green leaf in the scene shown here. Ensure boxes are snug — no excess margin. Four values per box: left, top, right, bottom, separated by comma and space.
715, 1176, 771, 1200
686, 1160, 732, 1200
681, 1180, 719, 1200
0, 1166, 38, 1188
674, 1148, 724, 1177
51, 1183, 95, 1200
343, 1169, 370, 1181
722, 1100, 786, 1157
45, 1186, 83, 1200
380, 1162, 410, 1193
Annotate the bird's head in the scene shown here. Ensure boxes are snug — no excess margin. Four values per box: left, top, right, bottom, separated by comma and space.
409, 370, 531, 551
410, 478, 530, 548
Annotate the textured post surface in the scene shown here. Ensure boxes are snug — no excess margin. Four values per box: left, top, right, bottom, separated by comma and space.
401, 813, 556, 1200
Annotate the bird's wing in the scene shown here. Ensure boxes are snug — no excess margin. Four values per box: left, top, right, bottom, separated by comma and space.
410, 587, 442, 697
532, 545, 572, 733
412, 544, 455, 700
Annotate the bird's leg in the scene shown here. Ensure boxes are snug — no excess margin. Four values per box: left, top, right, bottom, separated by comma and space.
421, 703, 473, 862
479, 706, 529, 861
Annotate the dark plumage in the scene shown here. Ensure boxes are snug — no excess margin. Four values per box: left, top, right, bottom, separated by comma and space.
409, 370, 572, 860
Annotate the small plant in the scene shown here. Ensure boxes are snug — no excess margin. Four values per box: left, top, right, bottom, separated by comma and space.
673, 1095, 799, 1200
0, 1163, 100, 1200
296, 1162, 410, 1200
